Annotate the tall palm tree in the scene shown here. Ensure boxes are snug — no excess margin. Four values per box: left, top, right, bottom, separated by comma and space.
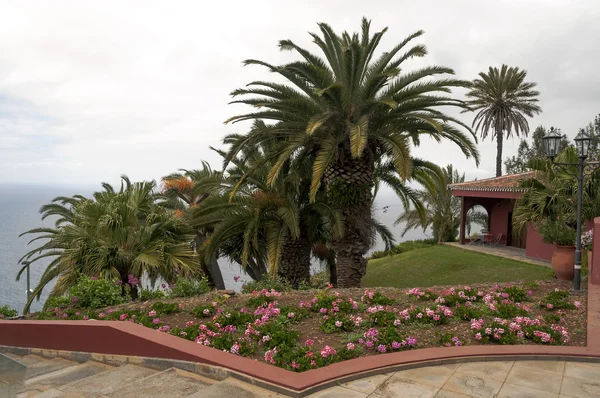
18, 177, 200, 313
162, 163, 226, 289
466, 65, 542, 177
224, 19, 479, 287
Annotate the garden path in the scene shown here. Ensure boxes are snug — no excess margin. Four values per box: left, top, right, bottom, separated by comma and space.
442, 242, 551, 268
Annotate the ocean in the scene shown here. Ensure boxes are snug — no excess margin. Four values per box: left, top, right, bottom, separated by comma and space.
0, 184, 424, 314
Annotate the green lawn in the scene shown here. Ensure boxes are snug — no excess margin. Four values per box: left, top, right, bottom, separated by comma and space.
363, 244, 553, 288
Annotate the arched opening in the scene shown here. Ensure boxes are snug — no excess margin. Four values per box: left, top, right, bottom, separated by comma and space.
466, 205, 489, 239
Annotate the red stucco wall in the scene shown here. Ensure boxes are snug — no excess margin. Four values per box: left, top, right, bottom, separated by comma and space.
525, 223, 555, 262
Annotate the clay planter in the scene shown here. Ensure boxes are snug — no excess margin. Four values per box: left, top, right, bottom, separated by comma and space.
552, 245, 575, 280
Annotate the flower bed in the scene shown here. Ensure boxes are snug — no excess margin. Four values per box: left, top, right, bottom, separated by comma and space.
33, 280, 587, 372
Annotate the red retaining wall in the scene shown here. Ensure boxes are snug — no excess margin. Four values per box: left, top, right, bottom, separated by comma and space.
1, 280, 599, 393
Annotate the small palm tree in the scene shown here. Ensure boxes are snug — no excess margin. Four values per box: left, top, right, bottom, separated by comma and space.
225, 18, 479, 287
396, 165, 464, 242
18, 177, 200, 313
466, 65, 542, 177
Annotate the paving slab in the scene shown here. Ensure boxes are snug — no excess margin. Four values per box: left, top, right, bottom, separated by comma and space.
513, 360, 566, 375
24, 359, 76, 380
372, 375, 439, 398
23, 362, 112, 394
434, 390, 471, 398
442, 372, 502, 398
392, 365, 455, 388
560, 376, 600, 398
306, 386, 368, 397
339, 373, 390, 394
186, 378, 284, 398
505, 367, 562, 394
564, 361, 600, 381
103, 368, 214, 398
497, 382, 559, 398
60, 364, 156, 396
455, 361, 513, 382
3, 354, 46, 366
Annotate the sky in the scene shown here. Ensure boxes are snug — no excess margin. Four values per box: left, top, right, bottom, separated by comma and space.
1, 0, 600, 189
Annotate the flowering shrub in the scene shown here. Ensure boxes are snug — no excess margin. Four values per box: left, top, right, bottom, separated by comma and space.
494, 302, 528, 319
240, 277, 291, 294
362, 290, 395, 306
192, 304, 215, 318
399, 305, 453, 325
437, 332, 463, 347
540, 290, 575, 311
501, 285, 530, 303
139, 288, 166, 301
355, 327, 417, 353
151, 302, 180, 315
246, 289, 281, 308
454, 303, 485, 321
322, 314, 356, 333
406, 288, 438, 301
441, 286, 481, 307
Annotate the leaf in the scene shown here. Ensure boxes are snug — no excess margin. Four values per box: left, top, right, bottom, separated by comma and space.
348, 115, 370, 158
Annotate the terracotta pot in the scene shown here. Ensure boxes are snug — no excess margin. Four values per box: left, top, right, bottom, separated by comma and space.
552, 245, 575, 280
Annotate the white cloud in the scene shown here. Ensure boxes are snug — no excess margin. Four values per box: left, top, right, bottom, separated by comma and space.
1, 0, 600, 187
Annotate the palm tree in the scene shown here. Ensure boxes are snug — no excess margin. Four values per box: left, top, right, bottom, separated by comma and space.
396, 165, 460, 242
513, 147, 600, 235
162, 163, 226, 289
224, 19, 480, 287
193, 139, 342, 287
18, 177, 200, 313
466, 65, 542, 177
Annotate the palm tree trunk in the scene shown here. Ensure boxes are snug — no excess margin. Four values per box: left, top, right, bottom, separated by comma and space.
245, 258, 267, 281
278, 231, 311, 288
325, 153, 374, 288
327, 249, 337, 287
194, 234, 225, 290
496, 127, 504, 177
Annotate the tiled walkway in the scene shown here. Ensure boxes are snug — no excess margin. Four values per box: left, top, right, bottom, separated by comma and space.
309, 360, 600, 397
442, 242, 551, 268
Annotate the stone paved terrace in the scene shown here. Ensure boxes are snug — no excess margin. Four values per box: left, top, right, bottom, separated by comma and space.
442, 242, 552, 268
310, 360, 600, 397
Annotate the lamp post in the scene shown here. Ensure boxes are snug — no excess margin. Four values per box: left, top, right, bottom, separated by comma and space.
543, 128, 599, 291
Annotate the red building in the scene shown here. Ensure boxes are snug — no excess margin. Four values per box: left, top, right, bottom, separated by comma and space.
449, 172, 555, 262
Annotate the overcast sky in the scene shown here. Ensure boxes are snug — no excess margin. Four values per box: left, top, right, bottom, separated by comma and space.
1, 0, 600, 189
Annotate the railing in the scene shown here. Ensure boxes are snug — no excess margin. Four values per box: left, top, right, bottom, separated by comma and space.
0, 353, 26, 398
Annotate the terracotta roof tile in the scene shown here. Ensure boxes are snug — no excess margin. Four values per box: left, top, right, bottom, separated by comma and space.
448, 171, 537, 192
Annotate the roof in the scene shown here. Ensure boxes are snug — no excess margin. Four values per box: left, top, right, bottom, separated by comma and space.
448, 171, 536, 192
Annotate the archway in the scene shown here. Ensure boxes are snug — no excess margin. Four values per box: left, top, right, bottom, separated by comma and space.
466, 205, 489, 239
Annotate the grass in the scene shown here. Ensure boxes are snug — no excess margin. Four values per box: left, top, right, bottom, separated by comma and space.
363, 244, 553, 288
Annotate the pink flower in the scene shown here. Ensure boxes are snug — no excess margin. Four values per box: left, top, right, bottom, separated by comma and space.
83, 315, 89, 320
475, 333, 482, 340
178, 303, 184, 309
319, 308, 327, 314
152, 318, 161, 325
185, 321, 195, 327
377, 344, 387, 353
75, 312, 80, 317
305, 339, 315, 346
392, 341, 401, 349
233, 275, 240, 282
119, 314, 128, 321
574, 301, 581, 309
230, 342, 240, 355
406, 337, 417, 346
335, 321, 342, 327
288, 312, 295, 319
148, 310, 157, 317
310, 360, 317, 367
98, 312, 105, 319
547, 304, 554, 309
320, 345, 336, 358
63, 314, 68, 319
347, 343, 355, 351
327, 283, 334, 289
366, 340, 374, 348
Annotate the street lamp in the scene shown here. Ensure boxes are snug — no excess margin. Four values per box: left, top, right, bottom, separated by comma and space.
543, 128, 597, 292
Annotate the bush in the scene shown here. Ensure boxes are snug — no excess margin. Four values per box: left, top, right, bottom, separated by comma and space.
69, 276, 125, 309
43, 296, 71, 311
151, 302, 180, 315
241, 277, 291, 294
0, 305, 18, 318
538, 220, 576, 246
298, 271, 330, 290
169, 276, 211, 298
139, 288, 166, 301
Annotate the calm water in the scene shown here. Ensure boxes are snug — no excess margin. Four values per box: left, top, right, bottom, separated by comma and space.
0, 184, 423, 314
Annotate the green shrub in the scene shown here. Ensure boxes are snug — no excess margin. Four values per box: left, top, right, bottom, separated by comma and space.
139, 288, 166, 301
169, 276, 211, 298
192, 304, 215, 318
454, 304, 485, 321
0, 305, 18, 318
298, 271, 330, 290
540, 290, 575, 311
241, 277, 291, 294
321, 315, 356, 333
495, 303, 528, 319
501, 286, 529, 303
43, 296, 71, 310
69, 276, 125, 309
538, 220, 576, 246
369, 239, 436, 259
151, 302, 180, 315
